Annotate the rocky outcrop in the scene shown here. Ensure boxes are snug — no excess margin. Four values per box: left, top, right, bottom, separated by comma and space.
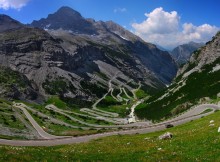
159, 132, 173, 140
0, 66, 41, 102
178, 32, 220, 76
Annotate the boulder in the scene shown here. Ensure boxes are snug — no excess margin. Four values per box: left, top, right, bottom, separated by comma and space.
210, 120, 214, 123
159, 132, 173, 140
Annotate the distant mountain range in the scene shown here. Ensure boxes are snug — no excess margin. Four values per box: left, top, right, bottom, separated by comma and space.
0, 6, 177, 105
170, 42, 204, 66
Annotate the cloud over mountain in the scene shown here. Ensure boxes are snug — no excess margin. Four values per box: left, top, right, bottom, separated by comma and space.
132, 7, 219, 49
0, 0, 29, 10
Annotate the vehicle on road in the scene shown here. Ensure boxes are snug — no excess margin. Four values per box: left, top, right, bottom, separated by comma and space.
165, 123, 174, 128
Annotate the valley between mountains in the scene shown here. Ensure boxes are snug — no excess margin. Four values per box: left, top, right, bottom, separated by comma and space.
0, 6, 219, 151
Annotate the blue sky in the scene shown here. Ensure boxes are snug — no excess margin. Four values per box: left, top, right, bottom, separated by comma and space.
0, 0, 219, 49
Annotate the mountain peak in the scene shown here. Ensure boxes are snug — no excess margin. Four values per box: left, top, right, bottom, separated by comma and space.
0, 14, 23, 32
31, 6, 97, 34
47, 6, 83, 23
54, 6, 82, 19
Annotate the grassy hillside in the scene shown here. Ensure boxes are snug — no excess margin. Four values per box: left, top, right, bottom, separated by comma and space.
135, 59, 220, 121
1, 110, 220, 161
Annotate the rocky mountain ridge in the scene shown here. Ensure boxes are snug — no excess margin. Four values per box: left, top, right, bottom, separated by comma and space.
0, 14, 24, 32
31, 6, 177, 84
178, 33, 220, 77
0, 6, 177, 106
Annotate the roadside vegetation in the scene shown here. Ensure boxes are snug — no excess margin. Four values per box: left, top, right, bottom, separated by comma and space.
135, 89, 149, 99
0, 100, 26, 130
97, 94, 133, 117
28, 111, 108, 136
200, 108, 213, 114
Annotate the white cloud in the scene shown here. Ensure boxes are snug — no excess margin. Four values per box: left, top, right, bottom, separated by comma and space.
132, 7, 179, 35
114, 7, 127, 13
0, 0, 30, 10
132, 7, 219, 49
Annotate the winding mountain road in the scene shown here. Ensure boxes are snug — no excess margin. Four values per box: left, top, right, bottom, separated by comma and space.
12, 103, 68, 139
90, 71, 120, 118
0, 104, 219, 146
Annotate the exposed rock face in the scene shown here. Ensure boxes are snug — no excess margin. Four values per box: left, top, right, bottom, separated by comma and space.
178, 33, 220, 76
0, 66, 41, 102
0, 7, 178, 105
171, 42, 204, 66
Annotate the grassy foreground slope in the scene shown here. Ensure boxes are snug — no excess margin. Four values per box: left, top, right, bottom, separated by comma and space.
1, 110, 220, 161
